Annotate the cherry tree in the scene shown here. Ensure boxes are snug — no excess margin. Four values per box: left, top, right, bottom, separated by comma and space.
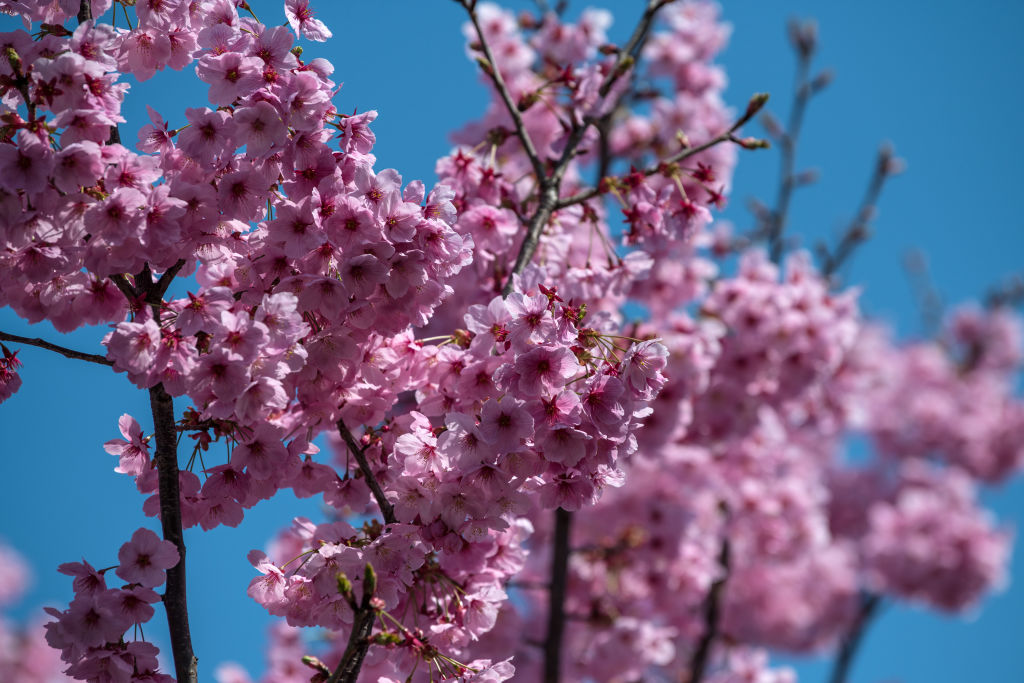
0, 1, 1021, 682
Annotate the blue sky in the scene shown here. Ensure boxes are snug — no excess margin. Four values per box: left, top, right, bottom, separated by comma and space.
1, 1, 1023, 681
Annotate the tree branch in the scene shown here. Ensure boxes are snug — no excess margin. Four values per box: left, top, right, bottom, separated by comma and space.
149, 382, 198, 683
152, 259, 188, 302
498, 0, 678, 294
77, 0, 91, 23
137, 265, 197, 682
765, 20, 826, 263
820, 145, 900, 277
597, 0, 668, 99
337, 419, 397, 525
328, 564, 380, 683
543, 507, 572, 683
456, 0, 546, 181
828, 593, 882, 683
0, 331, 112, 366
687, 537, 730, 683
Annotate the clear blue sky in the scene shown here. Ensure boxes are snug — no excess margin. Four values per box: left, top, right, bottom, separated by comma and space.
1, 1, 1022, 681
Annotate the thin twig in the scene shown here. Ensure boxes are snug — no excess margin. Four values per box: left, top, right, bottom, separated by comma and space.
597, 0, 669, 99
985, 273, 1024, 310
828, 593, 882, 683
456, 0, 546, 181
556, 94, 769, 210
687, 537, 730, 683
0, 331, 112, 366
766, 43, 813, 263
821, 145, 900, 277
589, 0, 665, 187
337, 420, 397, 525
543, 507, 572, 683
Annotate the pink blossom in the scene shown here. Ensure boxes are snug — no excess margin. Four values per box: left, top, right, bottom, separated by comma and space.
115, 528, 180, 587
195, 52, 264, 106
103, 413, 151, 476
285, 0, 333, 41
479, 398, 534, 453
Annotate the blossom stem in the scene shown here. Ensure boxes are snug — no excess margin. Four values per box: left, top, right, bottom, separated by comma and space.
0, 331, 113, 366
543, 506, 572, 683
687, 537, 730, 683
828, 593, 882, 683
337, 420, 397, 525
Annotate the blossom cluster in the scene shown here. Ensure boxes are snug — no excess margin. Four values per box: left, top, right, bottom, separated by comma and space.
0, 1, 1020, 682
42, 529, 178, 683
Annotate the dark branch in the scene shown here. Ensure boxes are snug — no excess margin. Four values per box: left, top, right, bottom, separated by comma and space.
110, 273, 140, 301
77, 0, 91, 23
543, 507, 572, 683
687, 537, 730, 683
0, 331, 112, 366
828, 593, 882, 683
152, 259, 189, 303
337, 420, 397, 525
328, 565, 380, 683
503, 185, 560, 295
138, 265, 197, 683
149, 382, 198, 683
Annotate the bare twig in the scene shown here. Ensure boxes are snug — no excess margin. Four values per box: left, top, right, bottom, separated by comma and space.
543, 507, 573, 683
337, 420, 397, 525
597, 0, 670, 99
903, 249, 944, 336
0, 331, 112, 366
820, 144, 901, 277
327, 564, 380, 683
828, 593, 882, 683
764, 19, 829, 263
687, 537, 730, 683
